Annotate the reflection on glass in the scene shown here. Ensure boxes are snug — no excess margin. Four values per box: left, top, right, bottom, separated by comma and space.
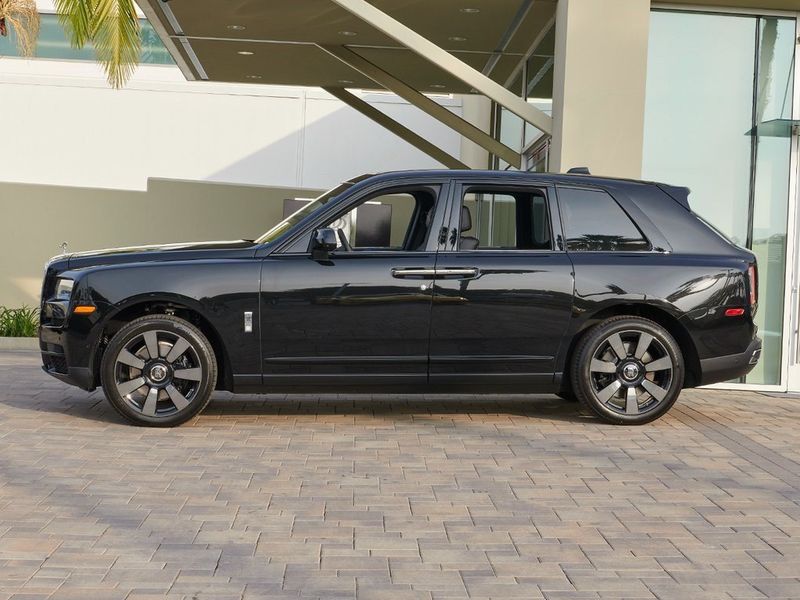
497, 107, 524, 168
643, 10, 796, 386
643, 11, 755, 246
747, 17, 794, 385
524, 28, 554, 149
0, 14, 174, 65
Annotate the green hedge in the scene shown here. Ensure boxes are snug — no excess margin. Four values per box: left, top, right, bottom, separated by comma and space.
0, 306, 39, 337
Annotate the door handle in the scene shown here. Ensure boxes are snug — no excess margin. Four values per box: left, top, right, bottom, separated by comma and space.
391, 268, 437, 279
391, 267, 480, 280
436, 268, 480, 279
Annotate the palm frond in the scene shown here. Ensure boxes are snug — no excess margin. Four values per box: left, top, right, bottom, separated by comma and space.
0, 0, 40, 57
90, 0, 140, 88
52, 0, 94, 48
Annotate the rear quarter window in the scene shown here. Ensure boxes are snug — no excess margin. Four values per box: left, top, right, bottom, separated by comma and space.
558, 187, 650, 252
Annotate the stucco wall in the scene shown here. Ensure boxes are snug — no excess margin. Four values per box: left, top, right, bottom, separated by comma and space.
550, 0, 651, 178
0, 179, 321, 307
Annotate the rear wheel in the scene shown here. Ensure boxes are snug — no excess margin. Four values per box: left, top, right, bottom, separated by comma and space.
571, 316, 683, 425
100, 315, 217, 427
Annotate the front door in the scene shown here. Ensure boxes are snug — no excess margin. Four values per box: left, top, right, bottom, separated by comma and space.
429, 180, 574, 386
259, 181, 449, 386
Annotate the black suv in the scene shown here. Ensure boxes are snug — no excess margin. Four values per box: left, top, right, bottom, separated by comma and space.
40, 170, 761, 426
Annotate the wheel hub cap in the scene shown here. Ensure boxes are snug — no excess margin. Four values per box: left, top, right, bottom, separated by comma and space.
621, 363, 640, 381
149, 364, 168, 383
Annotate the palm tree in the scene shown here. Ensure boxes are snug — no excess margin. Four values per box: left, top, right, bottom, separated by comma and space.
55, 0, 141, 88
0, 0, 40, 57
1, 0, 141, 88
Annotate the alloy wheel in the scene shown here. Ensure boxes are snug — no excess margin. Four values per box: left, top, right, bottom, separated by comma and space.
588, 329, 674, 416
113, 329, 203, 418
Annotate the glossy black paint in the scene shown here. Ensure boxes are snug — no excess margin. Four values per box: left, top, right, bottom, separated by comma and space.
39, 170, 761, 395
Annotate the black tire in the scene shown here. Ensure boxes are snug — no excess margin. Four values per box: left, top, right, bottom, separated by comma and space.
571, 316, 683, 425
100, 315, 217, 427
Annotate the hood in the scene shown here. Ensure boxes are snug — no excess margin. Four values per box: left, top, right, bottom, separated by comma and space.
64, 240, 259, 269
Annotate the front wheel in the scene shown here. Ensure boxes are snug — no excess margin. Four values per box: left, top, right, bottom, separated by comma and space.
100, 315, 217, 427
571, 316, 684, 425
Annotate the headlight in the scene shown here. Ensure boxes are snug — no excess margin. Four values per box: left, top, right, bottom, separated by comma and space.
54, 278, 74, 301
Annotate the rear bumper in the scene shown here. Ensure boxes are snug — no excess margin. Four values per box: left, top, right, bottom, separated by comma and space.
698, 336, 762, 386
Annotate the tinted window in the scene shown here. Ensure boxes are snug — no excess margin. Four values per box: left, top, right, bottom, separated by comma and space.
459, 189, 551, 251
558, 188, 649, 252
324, 188, 438, 252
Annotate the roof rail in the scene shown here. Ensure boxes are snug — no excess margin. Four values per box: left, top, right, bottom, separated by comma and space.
567, 167, 591, 174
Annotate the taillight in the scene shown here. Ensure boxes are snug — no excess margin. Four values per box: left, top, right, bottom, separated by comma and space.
747, 264, 758, 310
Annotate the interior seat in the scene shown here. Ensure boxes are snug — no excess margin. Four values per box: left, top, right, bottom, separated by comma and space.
459, 206, 480, 250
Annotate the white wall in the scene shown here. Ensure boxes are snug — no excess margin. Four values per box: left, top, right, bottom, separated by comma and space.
0, 58, 466, 192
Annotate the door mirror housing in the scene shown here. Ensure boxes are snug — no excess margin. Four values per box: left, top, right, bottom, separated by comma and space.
312, 228, 338, 259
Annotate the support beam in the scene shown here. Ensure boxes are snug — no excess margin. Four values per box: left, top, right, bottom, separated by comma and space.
482, 0, 534, 77
322, 87, 470, 169
527, 57, 554, 97
551, 0, 650, 177
320, 44, 522, 168
328, 0, 552, 135
504, 15, 556, 89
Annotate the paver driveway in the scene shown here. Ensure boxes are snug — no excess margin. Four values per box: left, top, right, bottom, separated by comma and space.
1, 350, 799, 600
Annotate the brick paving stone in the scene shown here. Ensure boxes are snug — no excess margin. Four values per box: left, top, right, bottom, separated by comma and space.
1, 351, 800, 599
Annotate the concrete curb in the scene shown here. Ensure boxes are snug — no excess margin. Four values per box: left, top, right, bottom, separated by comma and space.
0, 337, 39, 351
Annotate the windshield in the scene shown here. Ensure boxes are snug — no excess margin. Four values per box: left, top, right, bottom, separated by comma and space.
256, 178, 367, 244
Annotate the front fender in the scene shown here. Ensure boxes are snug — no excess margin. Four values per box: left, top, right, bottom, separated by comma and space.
65, 260, 263, 385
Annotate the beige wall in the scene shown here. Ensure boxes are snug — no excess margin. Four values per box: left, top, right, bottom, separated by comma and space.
459, 95, 493, 170
0, 179, 321, 308
550, 0, 651, 178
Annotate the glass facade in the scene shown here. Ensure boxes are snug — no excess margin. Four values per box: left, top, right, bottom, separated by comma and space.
643, 10, 796, 385
0, 13, 174, 65
495, 21, 555, 170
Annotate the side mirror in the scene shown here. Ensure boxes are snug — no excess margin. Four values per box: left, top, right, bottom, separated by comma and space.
312, 228, 338, 259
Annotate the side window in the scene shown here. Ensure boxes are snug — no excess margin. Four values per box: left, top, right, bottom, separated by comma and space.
324, 188, 437, 252
558, 187, 650, 252
458, 189, 551, 251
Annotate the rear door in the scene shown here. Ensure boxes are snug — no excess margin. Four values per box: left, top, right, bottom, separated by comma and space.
428, 179, 575, 386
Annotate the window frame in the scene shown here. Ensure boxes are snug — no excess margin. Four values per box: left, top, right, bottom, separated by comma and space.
444, 181, 561, 254
554, 184, 656, 254
275, 180, 450, 256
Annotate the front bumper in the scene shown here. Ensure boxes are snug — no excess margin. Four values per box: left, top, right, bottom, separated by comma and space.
39, 325, 96, 391
698, 336, 762, 386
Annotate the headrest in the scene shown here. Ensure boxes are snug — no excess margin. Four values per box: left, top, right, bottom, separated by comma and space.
461, 205, 472, 232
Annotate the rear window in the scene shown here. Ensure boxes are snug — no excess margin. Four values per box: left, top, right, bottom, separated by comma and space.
558, 187, 650, 252
694, 213, 740, 247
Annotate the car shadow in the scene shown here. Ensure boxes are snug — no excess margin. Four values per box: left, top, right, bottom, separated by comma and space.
0, 383, 595, 427
197, 392, 594, 424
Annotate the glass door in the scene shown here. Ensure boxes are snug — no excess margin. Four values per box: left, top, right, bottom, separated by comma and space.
785, 15, 800, 393
643, 10, 798, 389
788, 125, 800, 393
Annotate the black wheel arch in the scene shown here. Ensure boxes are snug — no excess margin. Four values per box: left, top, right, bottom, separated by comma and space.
91, 295, 233, 392
558, 302, 701, 392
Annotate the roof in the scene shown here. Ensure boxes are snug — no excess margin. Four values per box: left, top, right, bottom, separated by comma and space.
136, 0, 557, 95
356, 169, 653, 186
138, 0, 797, 97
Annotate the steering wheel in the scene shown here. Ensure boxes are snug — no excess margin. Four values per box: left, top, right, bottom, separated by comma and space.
336, 228, 353, 252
